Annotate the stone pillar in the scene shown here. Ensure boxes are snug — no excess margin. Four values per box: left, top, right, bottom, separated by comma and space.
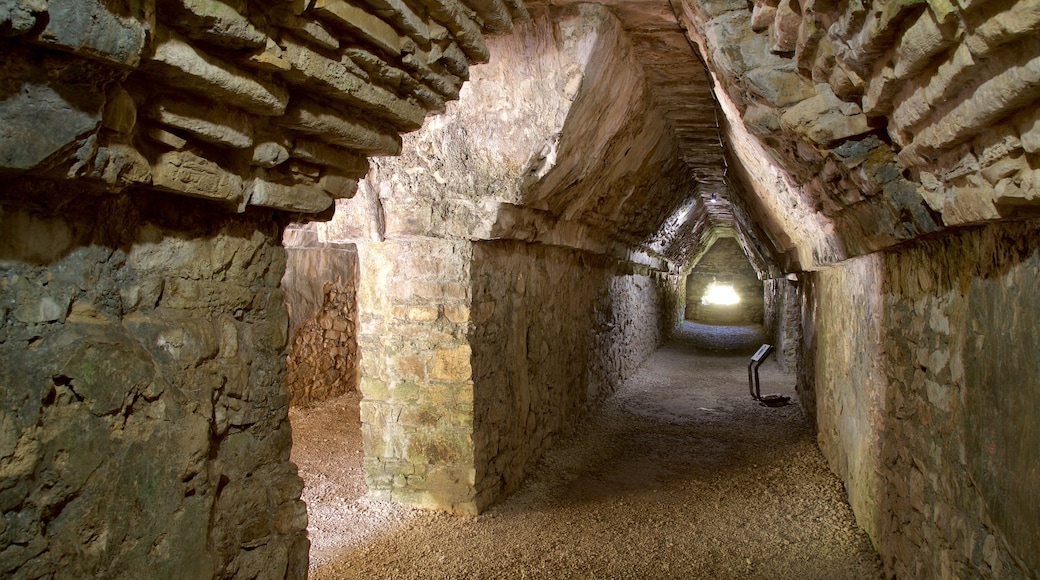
354, 238, 479, 514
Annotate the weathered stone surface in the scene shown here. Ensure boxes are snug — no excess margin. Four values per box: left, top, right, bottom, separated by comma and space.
145, 98, 255, 149
807, 221, 1040, 578
0, 190, 304, 579
780, 84, 871, 145
313, 0, 407, 56
247, 179, 333, 213
0, 50, 107, 173
0, 0, 46, 36
280, 99, 402, 155
144, 27, 290, 116
33, 0, 147, 67
280, 38, 426, 130
151, 150, 245, 203
159, 0, 267, 50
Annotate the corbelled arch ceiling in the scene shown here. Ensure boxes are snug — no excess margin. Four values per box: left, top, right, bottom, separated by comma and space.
520, 0, 788, 278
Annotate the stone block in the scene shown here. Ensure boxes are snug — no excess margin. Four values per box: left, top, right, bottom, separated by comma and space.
280, 99, 402, 155
151, 150, 245, 203
1, 0, 46, 35
354, 0, 429, 44
247, 179, 333, 213
317, 171, 359, 199
279, 39, 426, 130
780, 84, 871, 145
144, 27, 289, 117
33, 0, 147, 67
0, 55, 105, 172
145, 127, 188, 149
144, 97, 255, 149
744, 68, 815, 107
292, 139, 370, 176
313, 0, 406, 56
252, 141, 290, 168
430, 344, 472, 382
159, 0, 267, 50
411, 0, 489, 63
102, 86, 137, 135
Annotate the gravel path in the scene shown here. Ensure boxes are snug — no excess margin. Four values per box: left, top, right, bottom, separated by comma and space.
290, 322, 883, 579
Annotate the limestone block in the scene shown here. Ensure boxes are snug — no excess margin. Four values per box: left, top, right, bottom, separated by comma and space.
901, 44, 1040, 162
88, 142, 152, 187
780, 84, 871, 145
0, 79, 104, 172
252, 141, 289, 168
144, 27, 289, 116
318, 171, 359, 198
159, 0, 267, 50
279, 39, 426, 130
770, 0, 800, 53
358, 0, 429, 44
750, 3, 776, 32
1, 0, 46, 35
280, 99, 402, 155
430, 344, 472, 382
292, 138, 370, 176
102, 86, 137, 135
151, 150, 245, 203
744, 68, 815, 107
245, 38, 292, 72
412, 0, 490, 63
463, 0, 513, 33
144, 98, 255, 149
247, 178, 334, 213
313, 0, 406, 56
1017, 109, 1040, 154
33, 0, 147, 67
145, 127, 188, 149
284, 15, 341, 51
401, 52, 463, 100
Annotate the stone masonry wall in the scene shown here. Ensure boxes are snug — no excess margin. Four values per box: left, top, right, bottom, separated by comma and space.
810, 220, 1040, 578
685, 237, 764, 325
283, 243, 359, 406
470, 241, 680, 507
354, 239, 477, 513
0, 186, 306, 578
1, 0, 526, 214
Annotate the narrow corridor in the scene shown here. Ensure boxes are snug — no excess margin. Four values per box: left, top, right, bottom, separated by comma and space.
294, 323, 882, 578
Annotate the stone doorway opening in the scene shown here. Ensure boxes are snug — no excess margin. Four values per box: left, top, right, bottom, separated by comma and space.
282, 235, 384, 571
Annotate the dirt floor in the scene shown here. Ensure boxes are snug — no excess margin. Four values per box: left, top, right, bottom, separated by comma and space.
289, 322, 884, 579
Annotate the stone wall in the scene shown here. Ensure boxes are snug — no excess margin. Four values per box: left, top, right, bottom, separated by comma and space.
808, 220, 1040, 577
762, 275, 800, 370
283, 241, 359, 406
470, 241, 679, 506
354, 239, 477, 513
0, 186, 306, 578
0, 0, 525, 214
685, 237, 764, 325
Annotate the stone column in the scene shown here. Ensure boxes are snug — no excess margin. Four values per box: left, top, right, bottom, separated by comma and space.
354, 238, 480, 514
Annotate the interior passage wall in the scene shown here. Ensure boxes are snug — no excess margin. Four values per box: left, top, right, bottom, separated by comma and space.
685, 237, 763, 324
809, 220, 1040, 578
762, 276, 801, 370
470, 241, 680, 506
283, 242, 359, 406
0, 186, 306, 578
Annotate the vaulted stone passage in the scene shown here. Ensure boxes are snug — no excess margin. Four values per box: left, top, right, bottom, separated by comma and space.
2, 0, 1040, 577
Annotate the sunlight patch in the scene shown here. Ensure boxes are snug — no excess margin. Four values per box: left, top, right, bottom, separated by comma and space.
702, 283, 740, 306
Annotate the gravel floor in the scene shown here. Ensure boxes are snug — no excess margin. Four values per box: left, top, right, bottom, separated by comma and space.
289, 322, 884, 579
